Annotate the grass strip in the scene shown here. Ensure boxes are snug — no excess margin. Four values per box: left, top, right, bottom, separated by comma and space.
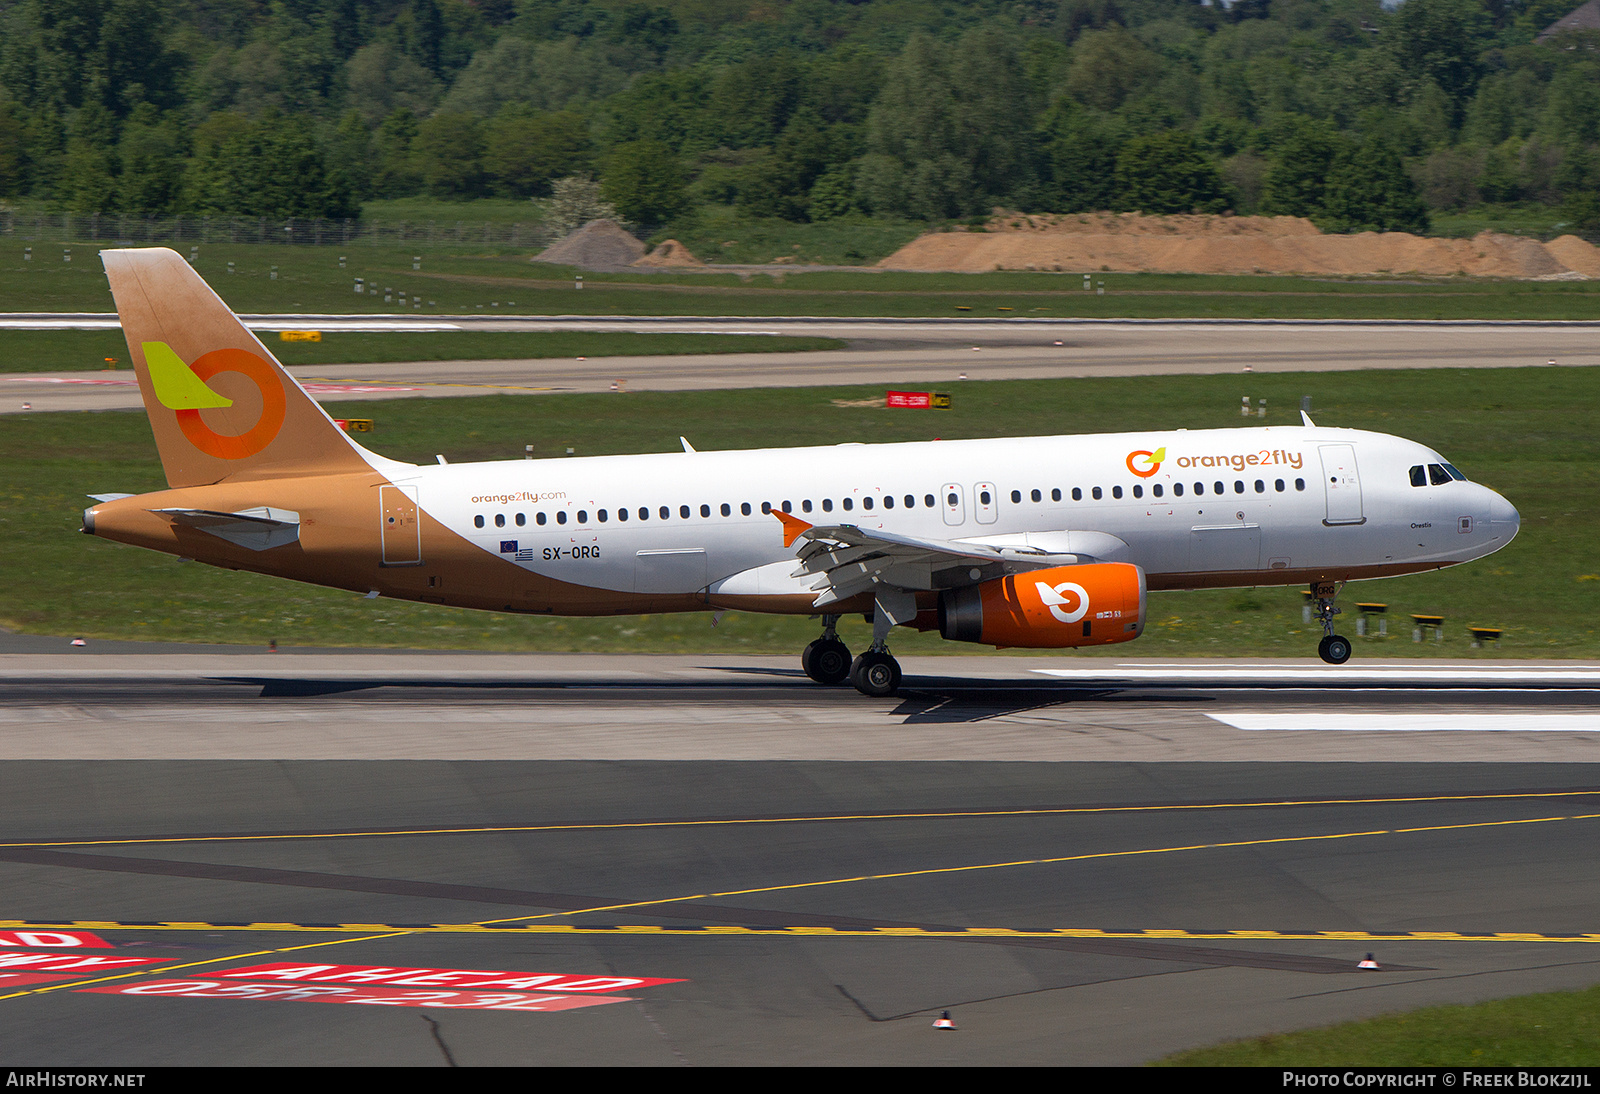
0, 330, 845, 373
1155, 984, 1600, 1066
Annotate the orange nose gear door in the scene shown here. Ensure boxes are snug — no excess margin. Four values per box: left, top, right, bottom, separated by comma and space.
380, 485, 422, 566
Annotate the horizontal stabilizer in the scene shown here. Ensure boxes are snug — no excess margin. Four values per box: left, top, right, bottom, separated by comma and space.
150, 506, 300, 551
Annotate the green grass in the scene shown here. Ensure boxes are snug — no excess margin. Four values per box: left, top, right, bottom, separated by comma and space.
11, 243, 1600, 318
1156, 983, 1600, 1066
652, 206, 927, 266
4, 366, 1595, 654
1429, 203, 1579, 242
0, 330, 845, 373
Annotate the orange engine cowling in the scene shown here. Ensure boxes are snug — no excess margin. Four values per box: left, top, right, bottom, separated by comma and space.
938, 563, 1146, 649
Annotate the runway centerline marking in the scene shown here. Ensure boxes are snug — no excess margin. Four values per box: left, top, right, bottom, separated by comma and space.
1211, 713, 1600, 732
8, 789, 1600, 851
4, 922, 1597, 945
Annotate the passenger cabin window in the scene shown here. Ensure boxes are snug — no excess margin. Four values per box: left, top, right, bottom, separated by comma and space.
925, 495, 936, 507
577, 510, 588, 523
843, 498, 853, 511
802, 500, 813, 513
1072, 488, 1082, 501
700, 504, 710, 517
1153, 484, 1163, 498
1132, 485, 1142, 498
557, 512, 567, 524
1112, 486, 1122, 499
495, 514, 505, 527
720, 503, 731, 516
598, 510, 608, 522
1092, 487, 1102, 500
474, 515, 484, 528
1174, 483, 1184, 497
741, 502, 752, 515
863, 497, 874, 510
1011, 490, 1022, 504
823, 499, 833, 512
537, 513, 547, 525
882, 496, 893, 509
1051, 488, 1061, 502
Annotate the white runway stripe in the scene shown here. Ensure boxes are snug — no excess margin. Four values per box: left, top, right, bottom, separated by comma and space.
1033, 666, 1600, 685
1210, 713, 1600, 732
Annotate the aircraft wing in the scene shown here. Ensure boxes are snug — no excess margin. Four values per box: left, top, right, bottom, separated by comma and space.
772, 511, 1083, 612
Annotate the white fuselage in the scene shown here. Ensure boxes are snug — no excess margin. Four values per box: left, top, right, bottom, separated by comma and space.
393, 425, 1518, 605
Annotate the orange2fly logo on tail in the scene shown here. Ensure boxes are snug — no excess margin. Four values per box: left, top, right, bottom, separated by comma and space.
144, 342, 286, 459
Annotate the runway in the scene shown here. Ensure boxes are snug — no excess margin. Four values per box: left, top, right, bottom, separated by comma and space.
3, 651, 1600, 1064
4, 318, 1598, 413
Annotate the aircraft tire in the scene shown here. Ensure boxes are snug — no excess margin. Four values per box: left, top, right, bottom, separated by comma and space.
802, 639, 852, 685
1319, 634, 1353, 665
850, 651, 901, 697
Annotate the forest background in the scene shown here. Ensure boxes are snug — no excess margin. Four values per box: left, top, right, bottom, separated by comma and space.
2, 0, 1600, 246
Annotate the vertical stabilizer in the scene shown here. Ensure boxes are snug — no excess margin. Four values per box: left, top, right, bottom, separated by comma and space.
102, 247, 373, 488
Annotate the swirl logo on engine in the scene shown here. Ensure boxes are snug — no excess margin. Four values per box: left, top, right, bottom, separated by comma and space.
1034, 580, 1090, 624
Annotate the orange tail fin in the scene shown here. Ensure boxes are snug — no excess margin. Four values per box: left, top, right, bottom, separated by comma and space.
102, 247, 373, 488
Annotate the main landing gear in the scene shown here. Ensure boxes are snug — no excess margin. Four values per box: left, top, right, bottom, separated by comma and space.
798, 612, 905, 697
1312, 581, 1352, 665
801, 615, 851, 685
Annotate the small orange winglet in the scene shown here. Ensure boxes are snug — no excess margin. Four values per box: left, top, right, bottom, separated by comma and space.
773, 509, 813, 548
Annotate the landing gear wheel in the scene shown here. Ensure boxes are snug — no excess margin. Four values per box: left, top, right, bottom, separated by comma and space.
802, 638, 852, 685
850, 650, 902, 697
1318, 634, 1352, 665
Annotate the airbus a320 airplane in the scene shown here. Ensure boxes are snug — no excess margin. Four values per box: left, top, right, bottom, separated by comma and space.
83, 248, 1520, 695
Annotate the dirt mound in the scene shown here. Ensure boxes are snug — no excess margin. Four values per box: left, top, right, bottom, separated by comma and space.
533, 219, 646, 271
877, 213, 1597, 279
632, 239, 703, 268
1544, 235, 1600, 277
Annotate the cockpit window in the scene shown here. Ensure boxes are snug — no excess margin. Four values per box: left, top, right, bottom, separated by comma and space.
1428, 463, 1451, 485
1443, 463, 1467, 481
1409, 465, 1426, 487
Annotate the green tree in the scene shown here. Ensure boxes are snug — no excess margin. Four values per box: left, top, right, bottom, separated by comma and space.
483, 107, 592, 197
415, 111, 484, 198
1320, 136, 1430, 234
601, 138, 686, 224
1114, 130, 1229, 214
1259, 120, 1341, 218
1386, 0, 1493, 114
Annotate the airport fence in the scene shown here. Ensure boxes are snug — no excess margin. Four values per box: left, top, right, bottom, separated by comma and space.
0, 212, 555, 249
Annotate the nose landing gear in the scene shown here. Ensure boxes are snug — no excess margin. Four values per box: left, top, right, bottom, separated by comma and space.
1312, 581, 1352, 664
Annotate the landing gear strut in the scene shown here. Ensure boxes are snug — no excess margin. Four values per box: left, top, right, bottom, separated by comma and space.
801, 615, 851, 684
1312, 581, 1352, 665
849, 594, 906, 697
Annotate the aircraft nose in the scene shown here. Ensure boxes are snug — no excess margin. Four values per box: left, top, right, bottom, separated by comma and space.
1486, 489, 1520, 542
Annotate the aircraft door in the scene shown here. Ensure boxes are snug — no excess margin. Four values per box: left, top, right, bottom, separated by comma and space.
973, 482, 998, 524
1319, 444, 1365, 525
380, 485, 422, 565
941, 483, 965, 526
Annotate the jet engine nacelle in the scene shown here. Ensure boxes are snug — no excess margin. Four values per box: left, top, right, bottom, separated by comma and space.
938, 563, 1146, 649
